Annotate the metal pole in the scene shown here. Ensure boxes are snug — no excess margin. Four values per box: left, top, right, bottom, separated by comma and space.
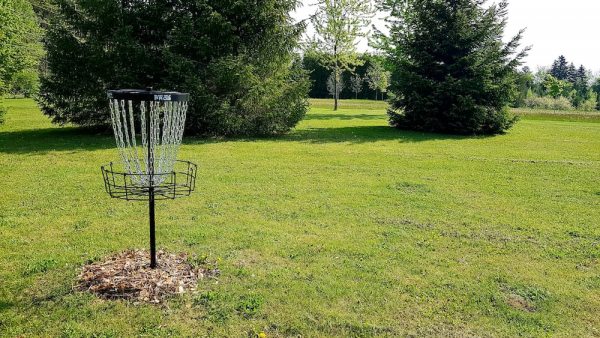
146, 93, 157, 268
149, 187, 156, 268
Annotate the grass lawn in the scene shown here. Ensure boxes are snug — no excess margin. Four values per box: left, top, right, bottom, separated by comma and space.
1, 98, 600, 337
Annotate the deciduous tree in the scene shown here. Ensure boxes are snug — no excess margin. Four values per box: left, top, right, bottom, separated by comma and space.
350, 74, 363, 99
306, 0, 374, 110
0, 0, 43, 122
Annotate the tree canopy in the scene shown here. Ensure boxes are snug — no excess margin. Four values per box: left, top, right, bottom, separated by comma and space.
0, 0, 44, 121
305, 0, 373, 110
38, 0, 310, 136
379, 0, 528, 135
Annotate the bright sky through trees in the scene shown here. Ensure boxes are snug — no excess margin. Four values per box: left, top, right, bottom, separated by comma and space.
291, 0, 600, 71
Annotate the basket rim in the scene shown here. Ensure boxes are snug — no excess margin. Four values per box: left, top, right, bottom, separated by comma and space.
107, 89, 189, 102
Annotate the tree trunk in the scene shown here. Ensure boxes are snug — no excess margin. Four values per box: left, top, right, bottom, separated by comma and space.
375, 89, 378, 101
334, 84, 338, 111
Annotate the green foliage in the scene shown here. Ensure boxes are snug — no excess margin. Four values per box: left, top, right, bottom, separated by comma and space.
0, 95, 6, 124
365, 61, 390, 101
511, 70, 533, 108
0, 0, 43, 116
24, 258, 58, 276
349, 74, 363, 99
543, 75, 564, 98
8, 70, 39, 98
38, 0, 309, 136
579, 94, 597, 112
235, 293, 264, 316
305, 0, 374, 110
381, 0, 528, 135
524, 94, 572, 110
302, 52, 384, 100
326, 70, 344, 99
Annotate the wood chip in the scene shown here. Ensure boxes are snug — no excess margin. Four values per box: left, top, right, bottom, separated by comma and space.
77, 249, 219, 303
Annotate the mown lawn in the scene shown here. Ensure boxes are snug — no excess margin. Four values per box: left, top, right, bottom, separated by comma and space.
1, 98, 599, 337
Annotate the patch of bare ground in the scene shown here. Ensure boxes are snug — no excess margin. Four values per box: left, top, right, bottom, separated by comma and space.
77, 249, 218, 303
505, 296, 535, 312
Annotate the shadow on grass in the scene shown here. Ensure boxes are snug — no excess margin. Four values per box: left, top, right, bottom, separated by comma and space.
186, 126, 495, 146
1, 124, 495, 154
0, 127, 115, 154
0, 300, 14, 313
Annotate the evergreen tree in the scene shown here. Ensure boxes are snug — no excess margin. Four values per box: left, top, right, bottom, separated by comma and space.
577, 65, 587, 82
38, 0, 310, 136
567, 62, 577, 83
379, 0, 528, 135
550, 55, 569, 81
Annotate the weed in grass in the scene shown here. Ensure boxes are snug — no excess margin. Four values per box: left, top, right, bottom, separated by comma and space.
390, 181, 431, 193
182, 233, 205, 246
235, 293, 264, 316
24, 258, 58, 276
193, 291, 220, 306
74, 220, 89, 230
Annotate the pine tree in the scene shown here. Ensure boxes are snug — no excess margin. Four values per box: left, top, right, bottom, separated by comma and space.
577, 65, 587, 82
380, 0, 528, 135
567, 63, 577, 83
550, 56, 570, 81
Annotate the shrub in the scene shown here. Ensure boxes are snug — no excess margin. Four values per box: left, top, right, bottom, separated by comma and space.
524, 95, 573, 110
579, 96, 598, 112
0, 99, 6, 125
8, 71, 39, 98
38, 0, 309, 136
551, 96, 573, 110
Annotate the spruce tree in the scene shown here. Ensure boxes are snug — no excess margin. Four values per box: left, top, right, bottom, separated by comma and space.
380, 0, 528, 135
555, 56, 569, 80
577, 65, 587, 82
567, 63, 577, 83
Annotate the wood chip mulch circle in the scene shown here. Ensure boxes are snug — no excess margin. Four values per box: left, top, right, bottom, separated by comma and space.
77, 249, 219, 303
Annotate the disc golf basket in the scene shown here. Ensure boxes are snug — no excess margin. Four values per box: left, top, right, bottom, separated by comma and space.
101, 88, 196, 268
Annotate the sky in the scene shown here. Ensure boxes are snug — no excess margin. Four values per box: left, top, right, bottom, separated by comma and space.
291, 0, 600, 72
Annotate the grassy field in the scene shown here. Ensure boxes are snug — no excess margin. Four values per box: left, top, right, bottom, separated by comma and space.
1, 98, 599, 337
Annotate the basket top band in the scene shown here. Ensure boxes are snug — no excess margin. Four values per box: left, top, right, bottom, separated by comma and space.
108, 89, 189, 102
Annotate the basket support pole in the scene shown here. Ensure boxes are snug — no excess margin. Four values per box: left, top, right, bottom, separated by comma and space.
147, 98, 157, 269
149, 187, 156, 268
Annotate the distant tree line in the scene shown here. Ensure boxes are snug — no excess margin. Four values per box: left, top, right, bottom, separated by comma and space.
302, 53, 390, 101
3, 0, 586, 136
513, 55, 600, 111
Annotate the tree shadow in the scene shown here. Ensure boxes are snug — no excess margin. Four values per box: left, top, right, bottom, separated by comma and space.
303, 114, 386, 120
0, 127, 115, 154
185, 125, 496, 146
0, 124, 496, 154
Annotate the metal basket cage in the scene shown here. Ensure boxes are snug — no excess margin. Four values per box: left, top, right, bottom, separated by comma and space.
101, 160, 197, 201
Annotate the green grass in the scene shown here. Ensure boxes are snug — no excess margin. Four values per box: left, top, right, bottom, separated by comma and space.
1, 98, 600, 337
512, 107, 600, 123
